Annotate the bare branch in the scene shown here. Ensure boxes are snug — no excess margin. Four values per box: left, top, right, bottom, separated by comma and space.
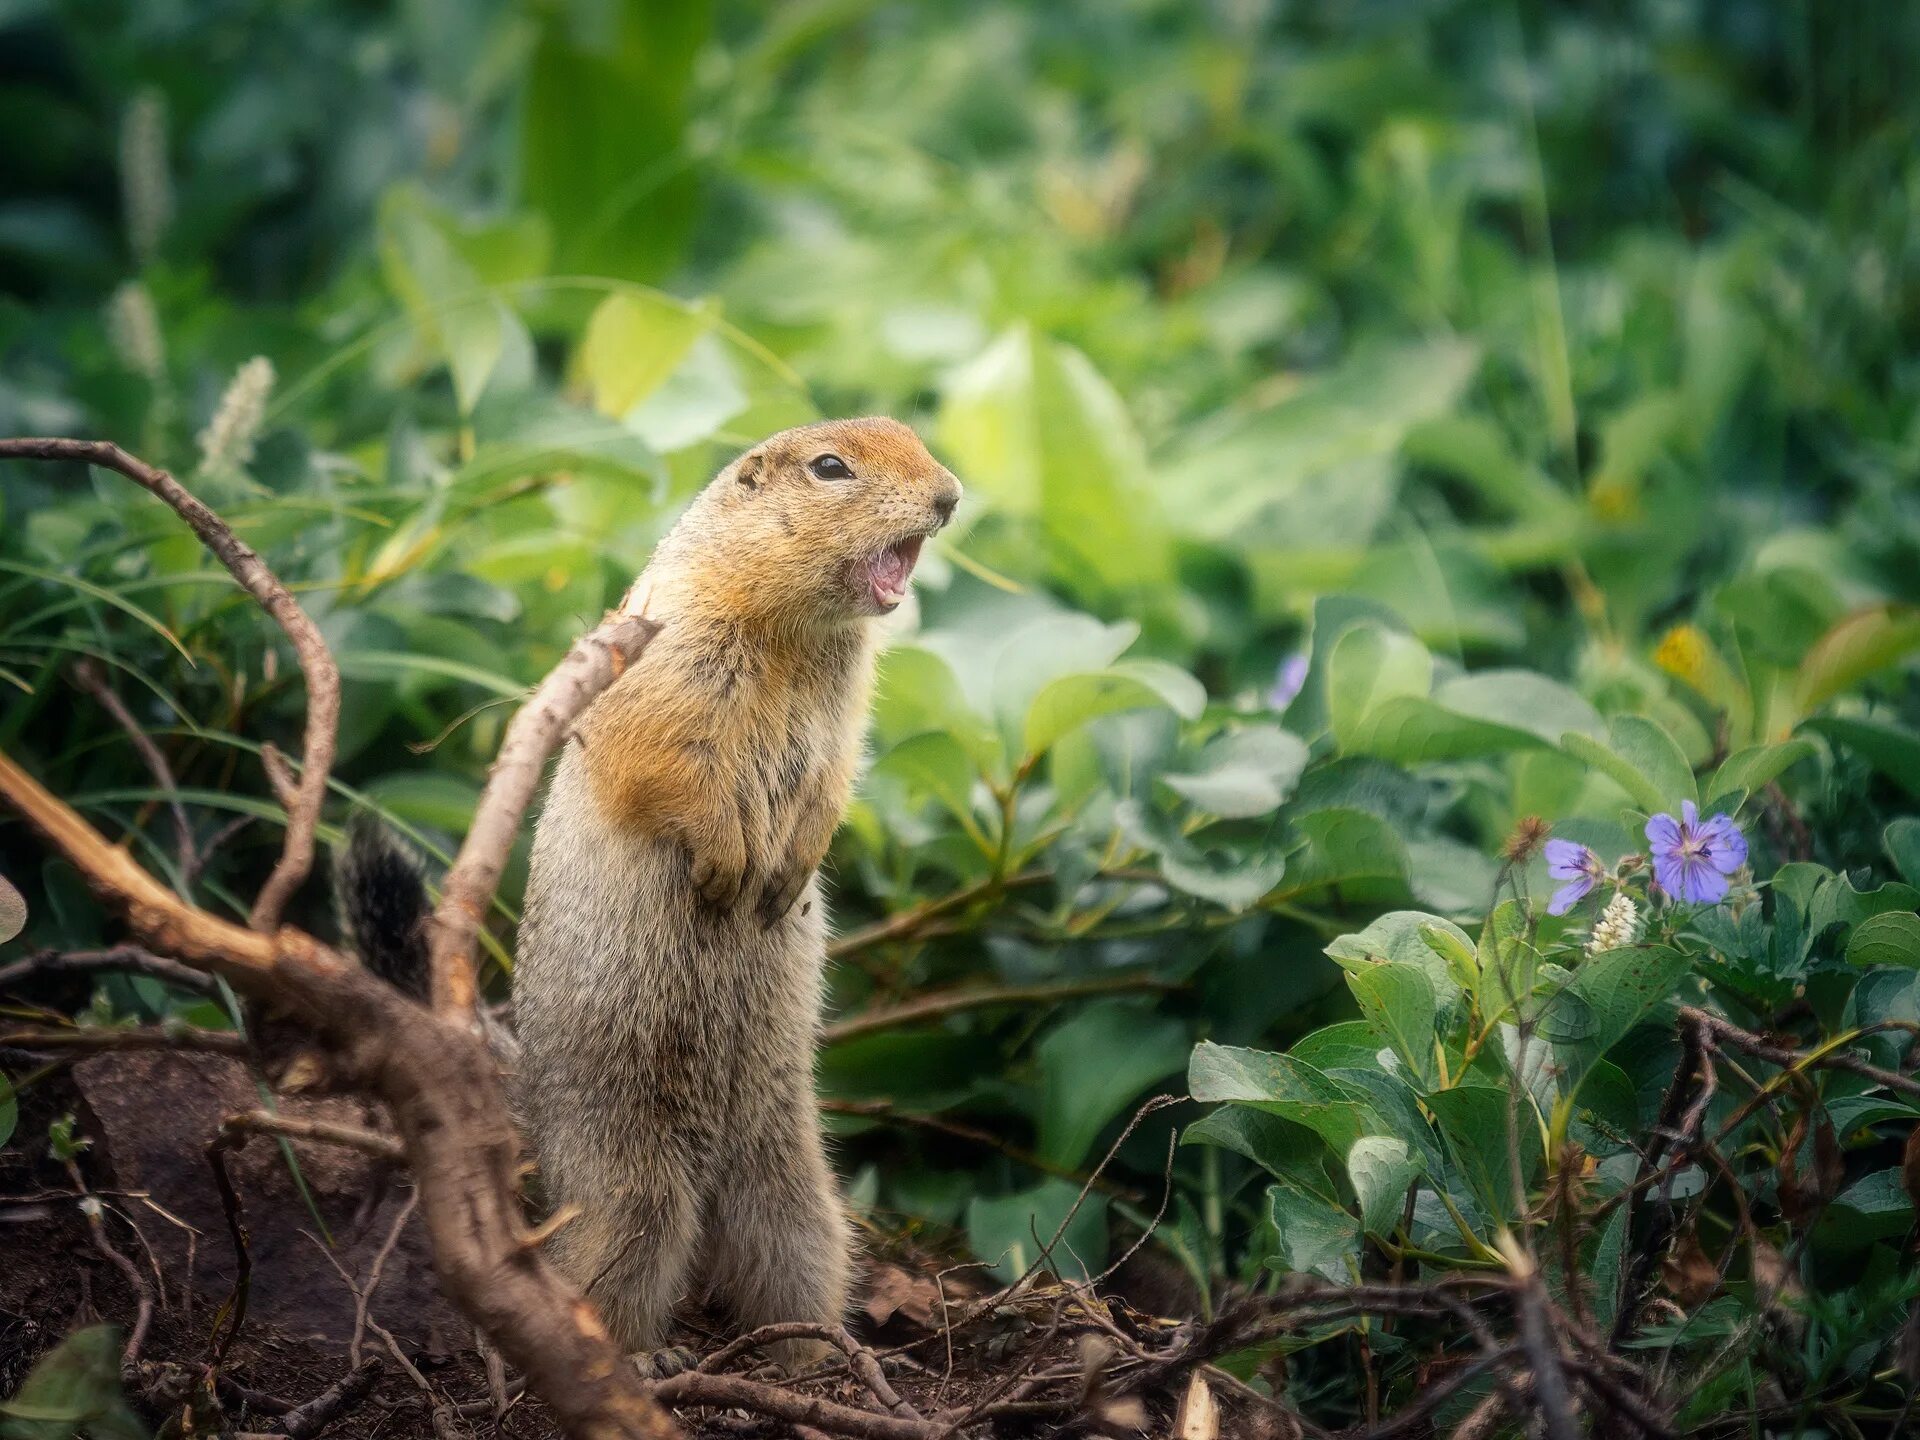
0, 437, 339, 933
0, 1022, 245, 1056
0, 746, 679, 1440
219, 1108, 406, 1164
0, 945, 219, 997
269, 1359, 382, 1440
426, 610, 658, 1022
822, 973, 1176, 1046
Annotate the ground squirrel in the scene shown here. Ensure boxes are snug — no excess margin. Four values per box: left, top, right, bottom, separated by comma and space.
512, 417, 961, 1368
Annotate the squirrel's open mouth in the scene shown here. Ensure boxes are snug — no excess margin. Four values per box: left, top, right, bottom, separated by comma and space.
863, 534, 925, 612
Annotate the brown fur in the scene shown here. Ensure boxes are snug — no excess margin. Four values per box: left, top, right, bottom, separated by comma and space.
514, 418, 960, 1368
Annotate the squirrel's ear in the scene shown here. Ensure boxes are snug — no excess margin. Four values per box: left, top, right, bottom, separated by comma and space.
736, 450, 763, 489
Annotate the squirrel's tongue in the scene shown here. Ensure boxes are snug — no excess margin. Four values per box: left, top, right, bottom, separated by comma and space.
868, 535, 923, 608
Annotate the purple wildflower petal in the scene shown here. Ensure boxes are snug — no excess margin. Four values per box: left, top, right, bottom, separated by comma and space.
1544, 838, 1595, 880
1268, 653, 1309, 710
1548, 874, 1596, 916
1646, 812, 1682, 853
1699, 812, 1747, 874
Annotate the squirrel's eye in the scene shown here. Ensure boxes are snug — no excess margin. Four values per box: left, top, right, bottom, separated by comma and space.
808, 453, 853, 481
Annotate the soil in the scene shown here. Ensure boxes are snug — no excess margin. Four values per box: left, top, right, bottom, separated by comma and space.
0, 1056, 1236, 1439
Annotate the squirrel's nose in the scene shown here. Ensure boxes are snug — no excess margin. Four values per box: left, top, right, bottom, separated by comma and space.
931, 493, 957, 527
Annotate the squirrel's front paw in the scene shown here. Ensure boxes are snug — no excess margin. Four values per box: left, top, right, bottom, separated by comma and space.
755, 866, 811, 928
690, 850, 747, 911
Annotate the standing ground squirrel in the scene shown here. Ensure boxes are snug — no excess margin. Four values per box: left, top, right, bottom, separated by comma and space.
513, 417, 961, 1368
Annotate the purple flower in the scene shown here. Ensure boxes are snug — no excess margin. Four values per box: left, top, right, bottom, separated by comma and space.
1645, 802, 1747, 906
1268, 653, 1309, 710
1545, 838, 1605, 916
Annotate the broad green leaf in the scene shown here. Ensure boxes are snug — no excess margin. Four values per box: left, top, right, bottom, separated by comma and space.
872, 644, 999, 772
1846, 912, 1920, 969
1424, 1084, 1525, 1224
1347, 671, 1601, 763
1115, 800, 1288, 910
1023, 659, 1205, 759
1287, 1021, 1392, 1072
1263, 1182, 1362, 1280
966, 1180, 1108, 1283
1346, 1135, 1420, 1237
1795, 605, 1920, 715
1561, 715, 1695, 814
874, 733, 978, 827
1280, 807, 1411, 900
1708, 739, 1816, 801
1327, 624, 1432, 749
1326, 910, 1473, 1015
1162, 726, 1310, 818
989, 614, 1137, 742
1034, 1001, 1187, 1167
1541, 945, 1693, 1093
1804, 717, 1920, 800
1182, 1106, 1342, 1193
0, 1325, 146, 1440
1809, 873, 1920, 935
1188, 1042, 1379, 1155
521, 1, 707, 282
578, 291, 714, 418
1347, 963, 1438, 1086
1886, 819, 1920, 886
938, 326, 1172, 601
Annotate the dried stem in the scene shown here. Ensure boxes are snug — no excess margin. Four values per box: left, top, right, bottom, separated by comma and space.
219, 1108, 405, 1164
0, 730, 677, 1440
425, 610, 658, 1022
0, 945, 218, 997
822, 972, 1176, 1046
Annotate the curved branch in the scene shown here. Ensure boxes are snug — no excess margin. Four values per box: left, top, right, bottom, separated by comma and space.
426, 611, 657, 1022
823, 973, 1177, 1046
0, 437, 339, 933
0, 748, 679, 1440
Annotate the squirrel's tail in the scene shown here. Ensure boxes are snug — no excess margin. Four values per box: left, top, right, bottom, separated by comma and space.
335, 815, 431, 1000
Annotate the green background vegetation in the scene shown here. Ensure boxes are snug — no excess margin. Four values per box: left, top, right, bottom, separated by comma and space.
6, 0, 1920, 1429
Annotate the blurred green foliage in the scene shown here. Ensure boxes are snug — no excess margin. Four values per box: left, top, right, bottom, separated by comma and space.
7, 0, 1920, 1428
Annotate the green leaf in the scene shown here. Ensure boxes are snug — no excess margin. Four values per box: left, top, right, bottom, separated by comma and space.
1541, 945, 1693, 1093
0, 1325, 146, 1440
1424, 1085, 1524, 1224
966, 1180, 1108, 1284
1182, 1106, 1342, 1193
578, 291, 715, 418
1794, 605, 1920, 715
1561, 716, 1695, 814
874, 732, 978, 828
1347, 963, 1438, 1087
1034, 1001, 1187, 1168
1115, 800, 1289, 910
1346, 1135, 1420, 1237
872, 644, 1000, 773
1347, 670, 1601, 763
1327, 624, 1432, 749
1886, 819, 1920, 886
1708, 739, 1816, 800
1188, 1042, 1379, 1156
1805, 716, 1920, 800
938, 326, 1173, 603
1263, 1182, 1362, 1279
1162, 726, 1310, 818
1326, 910, 1473, 1015
521, 1, 708, 282
1024, 659, 1205, 759
1846, 912, 1920, 970
1280, 807, 1411, 900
